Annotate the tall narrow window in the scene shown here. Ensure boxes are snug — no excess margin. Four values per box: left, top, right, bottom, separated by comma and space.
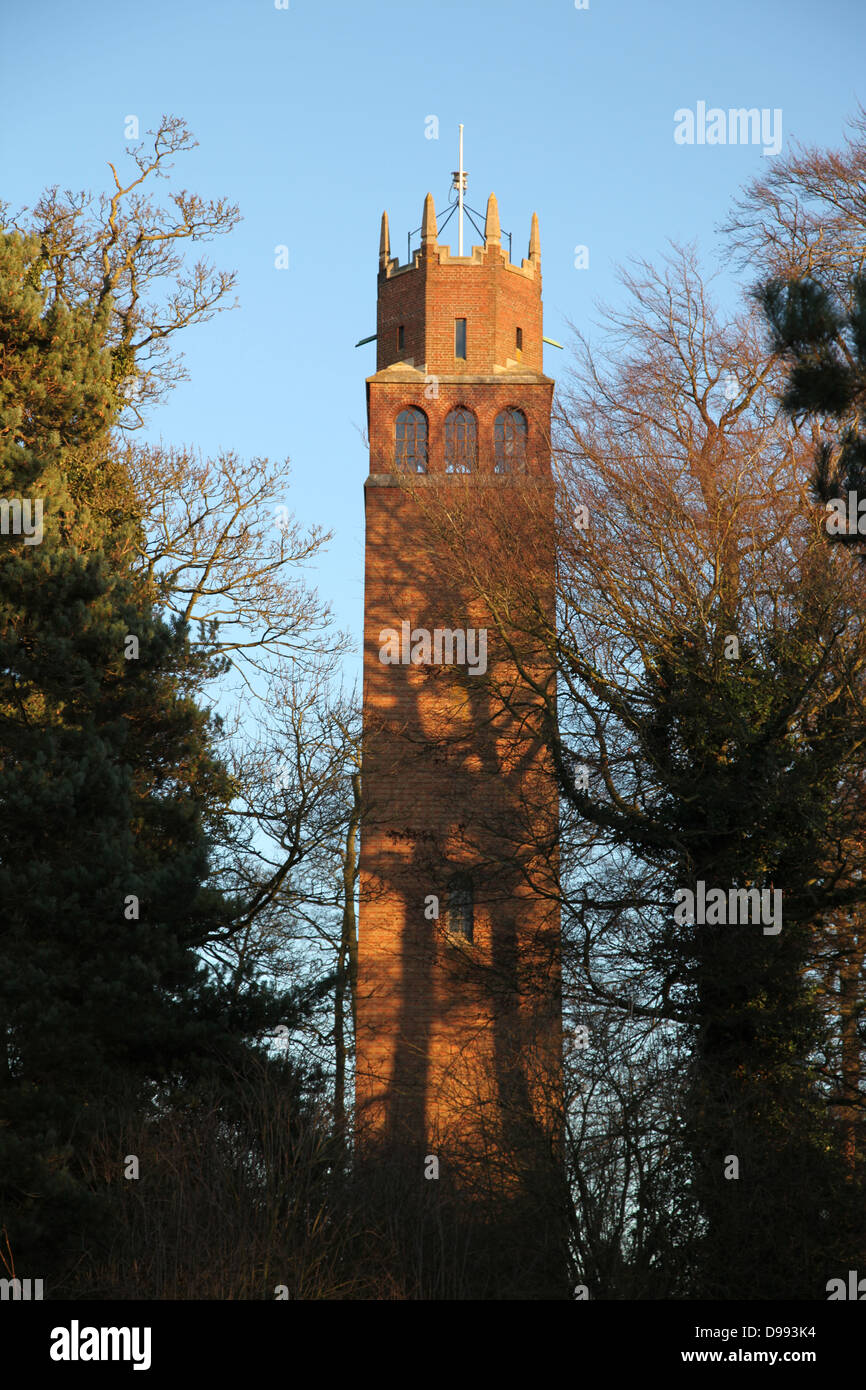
445, 407, 477, 473
494, 407, 528, 473
395, 407, 428, 472
455, 317, 467, 359
446, 872, 474, 941
515, 326, 523, 361
397, 324, 405, 351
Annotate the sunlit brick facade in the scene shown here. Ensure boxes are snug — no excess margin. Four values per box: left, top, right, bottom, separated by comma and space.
356, 187, 562, 1191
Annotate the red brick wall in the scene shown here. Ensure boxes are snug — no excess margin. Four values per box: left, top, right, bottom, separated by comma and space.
357, 217, 561, 1175
367, 378, 552, 477
377, 240, 543, 376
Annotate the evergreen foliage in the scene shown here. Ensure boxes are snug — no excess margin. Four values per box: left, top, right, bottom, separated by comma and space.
0, 231, 290, 1276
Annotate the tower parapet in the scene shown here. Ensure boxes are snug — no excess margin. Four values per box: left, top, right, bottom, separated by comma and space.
375, 191, 546, 377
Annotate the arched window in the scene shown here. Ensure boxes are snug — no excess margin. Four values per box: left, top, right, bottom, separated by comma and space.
494, 407, 528, 473
445, 407, 477, 473
395, 407, 428, 472
446, 872, 474, 941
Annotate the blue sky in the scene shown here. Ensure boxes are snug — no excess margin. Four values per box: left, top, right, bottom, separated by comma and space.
2, 0, 863, 683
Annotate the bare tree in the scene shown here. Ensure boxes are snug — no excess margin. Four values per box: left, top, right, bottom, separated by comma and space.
121, 441, 340, 689
722, 103, 866, 307
205, 667, 362, 1114
2, 114, 241, 423
401, 241, 866, 1294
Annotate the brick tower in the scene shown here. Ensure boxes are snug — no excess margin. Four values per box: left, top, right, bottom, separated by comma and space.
356, 180, 562, 1227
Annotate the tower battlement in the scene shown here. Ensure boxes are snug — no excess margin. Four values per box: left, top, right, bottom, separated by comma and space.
375, 193, 545, 376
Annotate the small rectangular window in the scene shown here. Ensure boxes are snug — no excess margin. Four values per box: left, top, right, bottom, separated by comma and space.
446, 874, 474, 941
455, 318, 467, 359
516, 327, 523, 351
397, 325, 405, 351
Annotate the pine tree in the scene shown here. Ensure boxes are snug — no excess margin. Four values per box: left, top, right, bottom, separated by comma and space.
638, 619, 858, 1296
754, 272, 866, 519
0, 231, 280, 1277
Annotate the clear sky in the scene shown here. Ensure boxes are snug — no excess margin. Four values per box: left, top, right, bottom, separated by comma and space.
2, 0, 863, 684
